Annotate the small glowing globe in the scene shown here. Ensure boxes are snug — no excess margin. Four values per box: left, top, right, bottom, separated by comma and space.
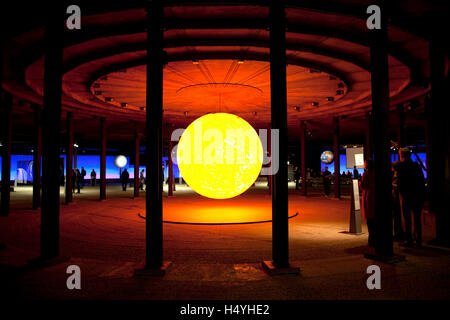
114, 155, 128, 168
177, 113, 263, 199
320, 150, 334, 164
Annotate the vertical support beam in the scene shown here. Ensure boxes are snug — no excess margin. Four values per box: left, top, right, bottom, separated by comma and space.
333, 117, 341, 199
100, 117, 107, 201
134, 122, 140, 198
300, 120, 307, 196
428, 38, 450, 246
269, 1, 289, 268
168, 138, 174, 196
368, 5, 394, 257
267, 125, 272, 193
145, 0, 164, 269
65, 112, 73, 204
40, 5, 64, 259
0, 92, 12, 217
365, 112, 373, 160
397, 104, 405, 147
32, 104, 42, 209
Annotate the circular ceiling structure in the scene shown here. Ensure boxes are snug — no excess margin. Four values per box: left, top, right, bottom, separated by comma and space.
2, 1, 435, 140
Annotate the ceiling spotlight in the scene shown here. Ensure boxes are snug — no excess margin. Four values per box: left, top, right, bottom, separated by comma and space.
311, 102, 319, 107
327, 97, 334, 102
192, 60, 199, 65
237, 60, 244, 64
121, 102, 127, 108
74, 143, 79, 148
294, 106, 300, 112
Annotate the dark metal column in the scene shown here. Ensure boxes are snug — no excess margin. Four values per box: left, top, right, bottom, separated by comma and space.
300, 120, 307, 196
168, 138, 174, 196
269, 1, 289, 268
145, 0, 164, 269
397, 104, 405, 147
368, 7, 394, 257
428, 39, 450, 246
0, 92, 12, 217
100, 117, 107, 201
32, 104, 42, 210
134, 122, 140, 198
365, 111, 373, 160
333, 117, 341, 199
65, 112, 73, 204
40, 6, 64, 259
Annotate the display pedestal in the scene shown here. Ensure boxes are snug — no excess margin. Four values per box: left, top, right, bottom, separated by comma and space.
349, 179, 363, 234
134, 261, 173, 277
261, 261, 300, 276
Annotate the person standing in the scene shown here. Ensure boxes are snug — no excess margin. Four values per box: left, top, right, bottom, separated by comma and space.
139, 169, 145, 190
396, 148, 426, 248
75, 168, 81, 194
322, 167, 332, 196
90, 169, 96, 186
121, 168, 130, 191
72, 168, 77, 193
294, 167, 300, 190
80, 167, 86, 187
353, 165, 359, 180
360, 159, 375, 247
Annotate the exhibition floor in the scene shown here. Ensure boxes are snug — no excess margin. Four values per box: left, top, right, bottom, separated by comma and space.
1, 184, 449, 300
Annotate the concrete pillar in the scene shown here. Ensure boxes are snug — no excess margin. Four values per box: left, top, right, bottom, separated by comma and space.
40, 5, 64, 259
300, 120, 307, 196
0, 92, 12, 217
367, 7, 394, 257
134, 122, 140, 198
145, 0, 164, 269
32, 104, 42, 209
65, 112, 73, 204
268, 1, 290, 269
333, 117, 341, 199
100, 117, 106, 201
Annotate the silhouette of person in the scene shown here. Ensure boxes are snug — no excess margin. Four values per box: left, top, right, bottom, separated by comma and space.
322, 167, 332, 196
391, 161, 405, 242
395, 148, 426, 248
90, 169, 96, 186
121, 168, 130, 191
80, 167, 86, 187
139, 169, 145, 190
353, 166, 359, 179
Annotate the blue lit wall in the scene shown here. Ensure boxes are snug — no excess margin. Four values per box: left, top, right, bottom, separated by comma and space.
0, 155, 181, 181
320, 152, 427, 178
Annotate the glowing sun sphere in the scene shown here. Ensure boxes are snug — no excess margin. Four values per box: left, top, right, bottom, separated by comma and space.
177, 113, 263, 199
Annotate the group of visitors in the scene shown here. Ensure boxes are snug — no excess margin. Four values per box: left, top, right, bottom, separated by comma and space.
360, 147, 426, 248
72, 167, 86, 194
120, 168, 146, 191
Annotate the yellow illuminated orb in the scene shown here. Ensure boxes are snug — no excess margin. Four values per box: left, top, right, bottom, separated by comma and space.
177, 113, 263, 199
